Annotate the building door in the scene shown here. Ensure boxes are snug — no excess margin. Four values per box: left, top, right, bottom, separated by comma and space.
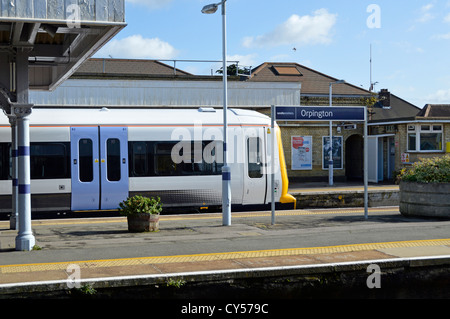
368, 136, 379, 183
345, 134, 364, 180
71, 126, 129, 211
368, 134, 395, 183
387, 137, 396, 180
377, 138, 384, 181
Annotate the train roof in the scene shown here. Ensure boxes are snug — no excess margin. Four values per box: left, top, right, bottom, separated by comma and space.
1, 108, 271, 127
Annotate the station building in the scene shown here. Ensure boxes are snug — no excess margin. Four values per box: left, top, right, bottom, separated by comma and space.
29, 58, 450, 183
368, 102, 450, 182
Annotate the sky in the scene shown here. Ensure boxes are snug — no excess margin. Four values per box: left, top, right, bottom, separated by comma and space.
94, 0, 450, 108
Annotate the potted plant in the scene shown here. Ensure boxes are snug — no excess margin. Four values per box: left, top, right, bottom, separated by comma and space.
396, 155, 450, 218
119, 195, 162, 232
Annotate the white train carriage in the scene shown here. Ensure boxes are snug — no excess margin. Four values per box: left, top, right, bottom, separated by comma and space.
0, 108, 295, 213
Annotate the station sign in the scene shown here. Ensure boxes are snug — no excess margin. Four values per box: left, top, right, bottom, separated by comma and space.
275, 106, 366, 122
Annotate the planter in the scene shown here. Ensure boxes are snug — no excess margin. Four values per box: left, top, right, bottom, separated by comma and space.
399, 181, 450, 218
127, 213, 160, 232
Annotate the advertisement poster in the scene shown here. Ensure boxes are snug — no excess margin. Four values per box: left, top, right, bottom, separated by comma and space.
322, 136, 343, 170
291, 136, 312, 170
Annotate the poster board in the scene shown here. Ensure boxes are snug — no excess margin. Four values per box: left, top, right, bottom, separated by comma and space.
291, 136, 312, 170
322, 136, 343, 170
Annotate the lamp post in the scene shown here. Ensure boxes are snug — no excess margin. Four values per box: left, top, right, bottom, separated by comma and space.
202, 1, 231, 226
328, 80, 345, 186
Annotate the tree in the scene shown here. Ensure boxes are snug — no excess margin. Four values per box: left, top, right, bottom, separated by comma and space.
216, 64, 251, 76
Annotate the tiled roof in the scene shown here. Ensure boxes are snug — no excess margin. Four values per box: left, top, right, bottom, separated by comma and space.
416, 104, 450, 118
247, 62, 370, 96
75, 58, 193, 76
369, 93, 421, 122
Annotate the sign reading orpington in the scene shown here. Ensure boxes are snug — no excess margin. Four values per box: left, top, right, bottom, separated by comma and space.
275, 106, 366, 121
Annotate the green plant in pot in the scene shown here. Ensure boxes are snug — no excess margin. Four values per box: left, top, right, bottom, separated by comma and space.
396, 155, 450, 184
119, 195, 162, 232
396, 155, 450, 218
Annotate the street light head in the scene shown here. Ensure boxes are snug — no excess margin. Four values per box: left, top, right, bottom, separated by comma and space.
201, 3, 219, 14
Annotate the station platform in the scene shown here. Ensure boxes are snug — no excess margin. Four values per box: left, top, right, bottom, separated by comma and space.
288, 181, 399, 208
1, 198, 449, 299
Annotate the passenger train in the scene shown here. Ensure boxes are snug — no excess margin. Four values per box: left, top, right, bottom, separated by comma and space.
0, 107, 296, 214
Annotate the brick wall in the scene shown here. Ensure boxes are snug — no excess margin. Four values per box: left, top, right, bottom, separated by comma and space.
397, 123, 450, 165
375, 123, 450, 176
280, 124, 364, 181
262, 96, 367, 181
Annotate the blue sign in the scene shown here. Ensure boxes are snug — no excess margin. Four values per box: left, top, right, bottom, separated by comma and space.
275, 106, 366, 121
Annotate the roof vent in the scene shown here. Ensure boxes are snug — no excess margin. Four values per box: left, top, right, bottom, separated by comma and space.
198, 107, 216, 113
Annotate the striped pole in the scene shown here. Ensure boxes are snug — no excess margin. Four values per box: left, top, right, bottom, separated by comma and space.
14, 106, 35, 251
14, 49, 35, 251
9, 118, 18, 230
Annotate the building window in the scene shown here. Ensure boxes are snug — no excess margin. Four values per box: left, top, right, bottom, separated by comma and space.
407, 124, 443, 152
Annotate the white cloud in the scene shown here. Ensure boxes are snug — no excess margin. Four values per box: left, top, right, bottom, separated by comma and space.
242, 9, 337, 49
432, 32, 450, 40
126, 0, 173, 10
427, 89, 450, 103
417, 3, 435, 23
96, 34, 179, 59
444, 13, 450, 23
393, 40, 424, 54
226, 54, 258, 68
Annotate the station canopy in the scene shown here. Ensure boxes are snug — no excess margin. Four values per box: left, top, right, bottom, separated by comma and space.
0, 0, 126, 91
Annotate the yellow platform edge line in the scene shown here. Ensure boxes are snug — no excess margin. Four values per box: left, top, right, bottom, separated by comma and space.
1, 238, 449, 274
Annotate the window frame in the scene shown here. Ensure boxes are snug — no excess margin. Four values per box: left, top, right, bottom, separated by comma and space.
128, 140, 223, 177
407, 124, 444, 152
30, 142, 71, 180
247, 137, 264, 179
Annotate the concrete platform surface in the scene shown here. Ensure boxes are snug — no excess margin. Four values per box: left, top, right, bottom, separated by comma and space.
0, 204, 449, 299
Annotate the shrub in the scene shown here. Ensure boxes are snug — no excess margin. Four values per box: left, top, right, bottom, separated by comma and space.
397, 155, 450, 184
118, 195, 162, 216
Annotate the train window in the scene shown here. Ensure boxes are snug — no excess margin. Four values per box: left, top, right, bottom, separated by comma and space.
130, 142, 149, 177
128, 141, 222, 177
107, 138, 121, 181
180, 141, 221, 175
79, 139, 93, 182
155, 142, 178, 176
30, 143, 70, 179
0, 143, 10, 180
247, 137, 263, 178
199, 141, 223, 175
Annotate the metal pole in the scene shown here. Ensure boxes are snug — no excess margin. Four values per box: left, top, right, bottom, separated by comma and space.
9, 118, 18, 230
15, 108, 34, 250
328, 84, 333, 186
271, 105, 275, 225
14, 48, 35, 251
221, 0, 231, 226
364, 107, 369, 219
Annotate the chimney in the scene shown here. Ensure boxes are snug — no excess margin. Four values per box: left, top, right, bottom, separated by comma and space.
379, 89, 391, 109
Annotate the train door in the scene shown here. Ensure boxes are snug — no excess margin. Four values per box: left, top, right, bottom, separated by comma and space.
71, 127, 129, 211
99, 127, 129, 209
242, 127, 267, 205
